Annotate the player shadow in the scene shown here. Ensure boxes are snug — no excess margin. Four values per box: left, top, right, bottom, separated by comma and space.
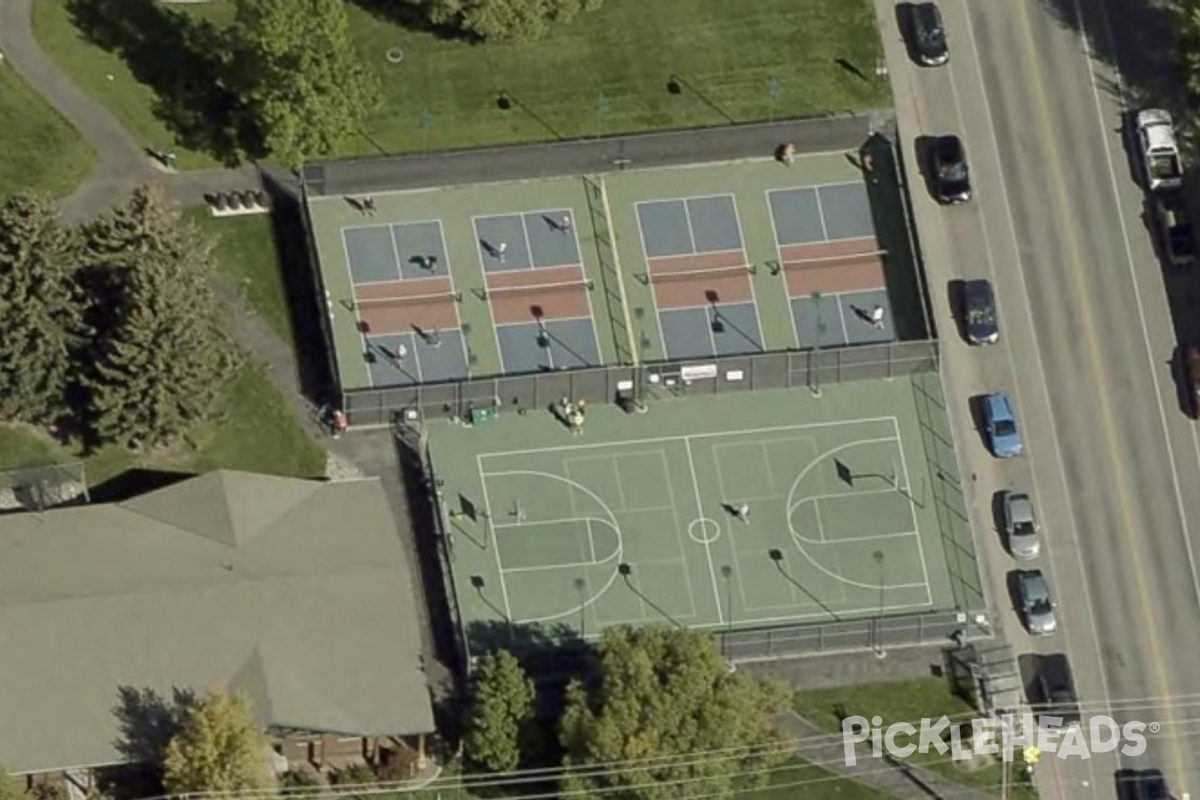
540, 213, 573, 234
407, 254, 441, 273
479, 239, 500, 258
707, 304, 761, 352
365, 341, 419, 381
533, 322, 594, 367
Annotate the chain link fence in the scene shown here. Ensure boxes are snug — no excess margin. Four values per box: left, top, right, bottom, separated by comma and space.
344, 339, 940, 426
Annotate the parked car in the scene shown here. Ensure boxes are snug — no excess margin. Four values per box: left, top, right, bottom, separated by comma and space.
1135, 109, 1183, 192
1132, 769, 1171, 800
909, 2, 949, 66
1015, 569, 1057, 635
932, 135, 971, 204
1035, 653, 1081, 730
1184, 344, 1200, 419
1003, 491, 1040, 559
982, 392, 1022, 457
1152, 189, 1197, 267
961, 278, 999, 345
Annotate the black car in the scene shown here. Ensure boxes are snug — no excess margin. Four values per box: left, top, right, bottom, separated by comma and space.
1135, 770, 1171, 800
932, 135, 971, 204
961, 279, 998, 345
910, 3, 949, 66
1036, 654, 1081, 730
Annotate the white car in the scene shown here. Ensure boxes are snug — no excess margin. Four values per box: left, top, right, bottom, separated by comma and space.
1135, 109, 1183, 192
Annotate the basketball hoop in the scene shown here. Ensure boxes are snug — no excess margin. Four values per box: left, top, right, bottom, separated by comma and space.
386, 47, 405, 64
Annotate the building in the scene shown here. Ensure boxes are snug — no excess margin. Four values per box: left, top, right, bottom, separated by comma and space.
0, 471, 435, 781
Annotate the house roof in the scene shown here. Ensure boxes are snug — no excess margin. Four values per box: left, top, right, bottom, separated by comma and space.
0, 471, 435, 775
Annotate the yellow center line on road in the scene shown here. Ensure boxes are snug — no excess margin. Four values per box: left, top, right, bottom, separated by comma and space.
1011, 0, 1188, 785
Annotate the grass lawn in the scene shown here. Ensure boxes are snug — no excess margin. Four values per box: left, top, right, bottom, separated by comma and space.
186, 207, 295, 344
0, 62, 95, 198
34, 0, 888, 164
0, 362, 326, 489
793, 678, 1037, 799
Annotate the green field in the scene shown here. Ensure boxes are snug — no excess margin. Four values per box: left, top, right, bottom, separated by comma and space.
34, 0, 888, 166
0, 62, 95, 198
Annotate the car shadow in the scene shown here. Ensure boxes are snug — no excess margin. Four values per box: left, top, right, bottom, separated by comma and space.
1114, 769, 1141, 800
1005, 569, 1026, 627
991, 490, 1009, 553
968, 393, 990, 452
1170, 345, 1198, 419
946, 279, 967, 343
894, 3, 919, 65
914, 135, 939, 203
1017, 652, 1045, 704
1119, 110, 1146, 191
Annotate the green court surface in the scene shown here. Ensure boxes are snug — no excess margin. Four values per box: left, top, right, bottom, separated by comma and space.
426, 377, 978, 655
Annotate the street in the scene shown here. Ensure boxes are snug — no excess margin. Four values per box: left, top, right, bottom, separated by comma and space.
877, 0, 1200, 797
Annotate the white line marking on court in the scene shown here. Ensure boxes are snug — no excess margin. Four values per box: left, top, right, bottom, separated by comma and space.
432, 220, 472, 373
836, 300, 850, 344
812, 188, 831, 241
579, 264, 606, 367
632, 202, 671, 357
647, 246, 747, 263
476, 458, 514, 622
705, 307, 719, 357
684, 437, 725, 625
519, 216, 537, 271
682, 201, 700, 253
891, 417, 933, 604
384, 223, 406, 282
792, 528, 921, 546
586, 518, 597, 563
479, 418, 899, 459
654, 449, 699, 616
491, 515, 613, 531
607, 454, 628, 508
763, 190, 803, 349
339, 228, 374, 388
725, 198, 767, 351
784, 435, 902, 516
813, 500, 827, 544
408, 332, 426, 383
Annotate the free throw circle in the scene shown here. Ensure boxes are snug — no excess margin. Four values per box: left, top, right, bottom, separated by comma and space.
688, 517, 722, 545
386, 47, 405, 64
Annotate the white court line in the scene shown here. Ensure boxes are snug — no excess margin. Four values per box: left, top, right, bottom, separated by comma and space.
711, 440, 778, 501
763, 188, 802, 349
480, 417, 899, 460
725, 197, 767, 351
476, 458, 514, 621
683, 437, 725, 624
408, 331, 426, 383
682, 200, 700, 253
812, 188, 831, 241
813, 499, 827, 543
504, 558, 600, 575
384, 223, 405, 282
565, 452, 630, 509
607, 453, 628, 508
891, 417, 933, 605
836, 299, 850, 344
653, 449, 699, 617
431, 220, 471, 372
491, 515, 610, 530
518, 214, 537, 272
586, 518, 597, 563
339, 229, 374, 388
632, 203, 671, 357
704, 307, 719, 356
470, 212, 534, 272
793, 529, 922, 546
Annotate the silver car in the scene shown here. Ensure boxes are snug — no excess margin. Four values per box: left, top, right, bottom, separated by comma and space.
1004, 492, 1040, 559
1016, 570, 1057, 635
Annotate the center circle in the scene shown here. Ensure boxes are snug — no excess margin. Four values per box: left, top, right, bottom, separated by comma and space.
688, 517, 722, 545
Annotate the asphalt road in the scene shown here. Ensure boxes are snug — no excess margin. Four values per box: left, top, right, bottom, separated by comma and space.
878, 0, 1200, 797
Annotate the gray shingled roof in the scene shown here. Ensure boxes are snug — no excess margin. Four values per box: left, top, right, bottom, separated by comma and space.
0, 471, 435, 775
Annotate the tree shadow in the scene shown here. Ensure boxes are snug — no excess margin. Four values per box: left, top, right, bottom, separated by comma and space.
111, 685, 198, 784
64, 0, 254, 164
1036, 0, 1180, 115
87, 468, 194, 504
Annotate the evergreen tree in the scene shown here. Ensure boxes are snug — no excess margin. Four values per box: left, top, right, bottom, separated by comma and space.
163, 690, 276, 795
81, 187, 236, 449
463, 650, 536, 773
559, 626, 789, 800
228, 0, 380, 167
0, 194, 85, 426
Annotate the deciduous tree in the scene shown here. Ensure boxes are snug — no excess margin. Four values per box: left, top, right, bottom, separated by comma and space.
413, 0, 604, 42
80, 187, 236, 449
163, 690, 275, 795
559, 626, 788, 800
228, 0, 380, 167
0, 194, 85, 426
464, 649, 536, 773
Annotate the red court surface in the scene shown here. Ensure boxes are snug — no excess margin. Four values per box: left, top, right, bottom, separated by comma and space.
777, 237, 885, 297
354, 277, 460, 334
648, 251, 753, 310
486, 265, 593, 324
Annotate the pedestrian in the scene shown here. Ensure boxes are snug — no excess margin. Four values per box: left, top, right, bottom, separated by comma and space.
497, 241, 508, 263
870, 305, 886, 330
577, 398, 587, 417
164, 152, 177, 169
331, 409, 348, 439
363, 196, 376, 216
426, 254, 438, 271
736, 503, 750, 524
561, 214, 572, 232
395, 342, 408, 364
779, 142, 796, 167
570, 409, 584, 435
429, 326, 442, 348
559, 395, 571, 419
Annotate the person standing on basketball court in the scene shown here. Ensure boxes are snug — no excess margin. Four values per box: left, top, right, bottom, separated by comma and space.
736, 503, 750, 524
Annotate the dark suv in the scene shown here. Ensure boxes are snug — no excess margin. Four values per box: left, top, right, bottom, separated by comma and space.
910, 3, 949, 66
961, 279, 998, 345
932, 135, 972, 204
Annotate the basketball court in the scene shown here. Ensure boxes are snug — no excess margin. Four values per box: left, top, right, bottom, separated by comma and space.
425, 379, 969, 656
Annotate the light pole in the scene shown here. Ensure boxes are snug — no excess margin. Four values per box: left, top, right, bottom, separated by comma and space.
810, 291, 823, 397
418, 106, 434, 153
872, 550, 886, 659
596, 91, 610, 139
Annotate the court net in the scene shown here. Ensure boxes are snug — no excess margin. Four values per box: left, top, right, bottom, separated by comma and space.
480, 279, 594, 299
769, 249, 887, 275
641, 263, 756, 284
350, 290, 463, 310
